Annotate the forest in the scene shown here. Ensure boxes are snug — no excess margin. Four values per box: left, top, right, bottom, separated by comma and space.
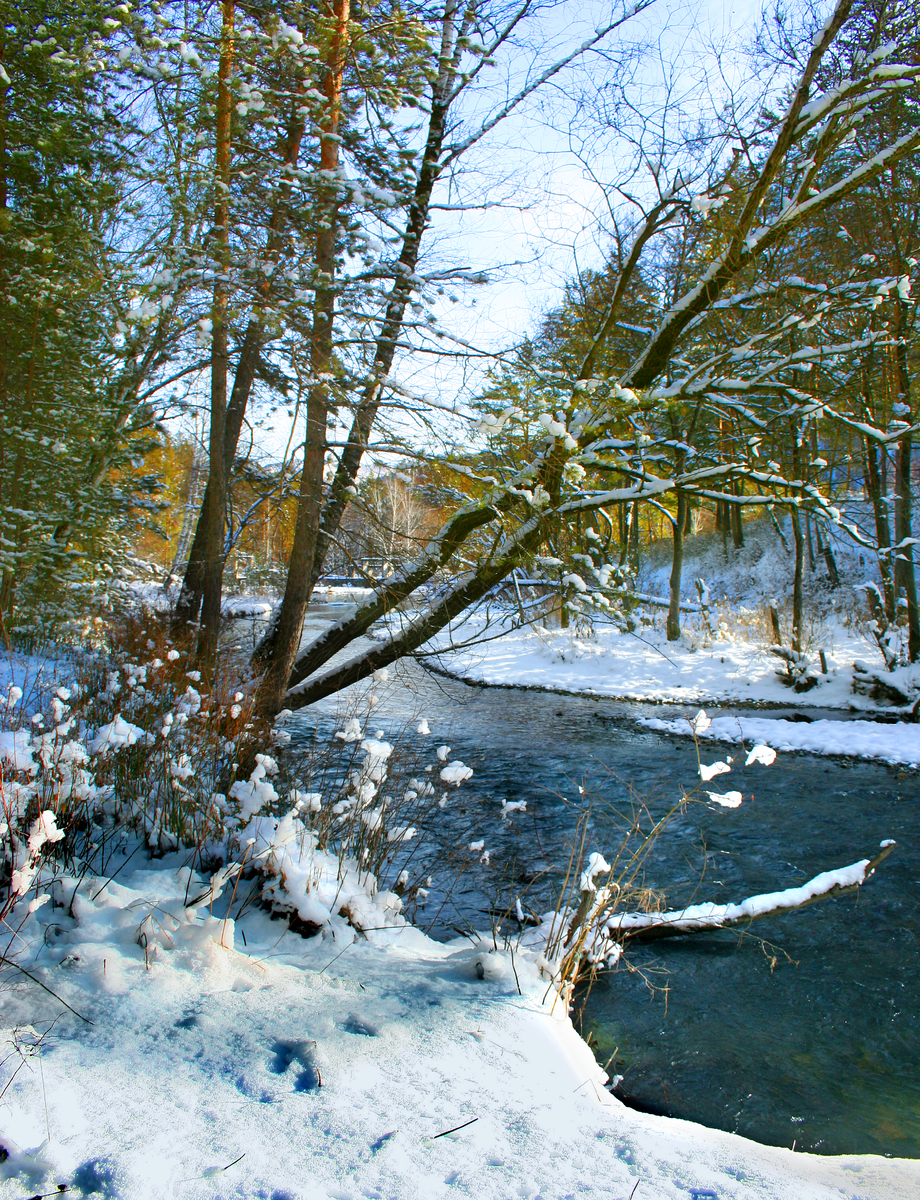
2, 0, 918, 706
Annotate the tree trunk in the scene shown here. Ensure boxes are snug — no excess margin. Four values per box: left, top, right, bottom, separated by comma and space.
628, 500, 640, 571
893, 307, 920, 661
254, 0, 351, 716
683, 495, 693, 536
196, 0, 234, 664
173, 104, 310, 633
667, 491, 686, 641
282, 498, 508, 693
815, 522, 840, 588
730, 482, 744, 548
790, 505, 805, 654
252, 3, 466, 647
285, 522, 546, 711
865, 437, 895, 618
168, 422, 206, 581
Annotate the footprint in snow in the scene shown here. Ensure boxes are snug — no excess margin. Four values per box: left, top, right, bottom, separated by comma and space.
340, 1013, 379, 1037
269, 1039, 321, 1091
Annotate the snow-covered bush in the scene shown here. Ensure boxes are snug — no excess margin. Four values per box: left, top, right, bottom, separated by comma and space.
255, 706, 481, 931
0, 612, 494, 961
0, 615, 266, 907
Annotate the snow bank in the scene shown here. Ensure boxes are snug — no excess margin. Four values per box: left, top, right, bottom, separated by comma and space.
425, 613, 898, 709
638, 711, 920, 767
2, 854, 918, 1200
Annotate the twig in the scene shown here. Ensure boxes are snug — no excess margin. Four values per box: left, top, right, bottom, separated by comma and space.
432, 1117, 478, 1139
90, 839, 144, 901
0, 957, 93, 1024
626, 630, 678, 667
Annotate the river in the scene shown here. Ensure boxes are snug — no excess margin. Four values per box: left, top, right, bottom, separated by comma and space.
277, 605, 920, 1160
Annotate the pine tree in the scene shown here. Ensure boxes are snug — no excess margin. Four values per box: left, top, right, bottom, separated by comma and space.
0, 0, 161, 634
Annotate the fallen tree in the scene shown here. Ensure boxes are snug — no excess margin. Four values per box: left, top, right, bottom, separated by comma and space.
609, 841, 896, 943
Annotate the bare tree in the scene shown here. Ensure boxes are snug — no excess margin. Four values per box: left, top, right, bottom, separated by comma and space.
265, 0, 920, 715
251, 0, 655, 712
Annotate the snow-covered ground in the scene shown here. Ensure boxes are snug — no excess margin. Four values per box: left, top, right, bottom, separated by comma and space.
424, 611, 874, 706
4, 851, 919, 1200
418, 520, 920, 769
3, 521, 915, 1197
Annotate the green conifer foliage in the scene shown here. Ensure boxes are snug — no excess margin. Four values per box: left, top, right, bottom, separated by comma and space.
0, 0, 154, 635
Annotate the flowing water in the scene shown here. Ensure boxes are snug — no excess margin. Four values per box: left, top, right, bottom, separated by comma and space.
282, 605, 920, 1159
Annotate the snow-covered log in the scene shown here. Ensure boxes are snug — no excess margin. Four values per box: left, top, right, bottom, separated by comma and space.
608, 842, 896, 942
851, 660, 919, 710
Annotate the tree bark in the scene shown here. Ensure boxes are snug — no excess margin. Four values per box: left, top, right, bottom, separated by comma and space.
254, 0, 351, 715
251, 1, 469, 666
815, 522, 840, 588
790, 505, 805, 654
865, 436, 895, 618
173, 103, 311, 633
285, 521, 546, 710
666, 491, 686, 641
893, 304, 920, 661
196, 0, 234, 665
730, 483, 744, 549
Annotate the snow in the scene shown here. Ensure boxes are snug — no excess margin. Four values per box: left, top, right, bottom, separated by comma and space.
609, 857, 877, 933
699, 759, 732, 782
706, 789, 743, 807
420, 519, 920, 770
426, 610, 891, 710
88, 715, 152, 755
3, 527, 919, 1195
638, 711, 920, 767
440, 759, 474, 785
0, 730, 36, 773
2, 641, 918, 1193
3, 852, 919, 1200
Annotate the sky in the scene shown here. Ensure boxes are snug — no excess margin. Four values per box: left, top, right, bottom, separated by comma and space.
343, 0, 777, 463
179, 0, 798, 468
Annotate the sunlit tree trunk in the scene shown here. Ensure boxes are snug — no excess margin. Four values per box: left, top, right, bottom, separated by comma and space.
667, 490, 687, 641
893, 304, 920, 660
174, 101, 310, 633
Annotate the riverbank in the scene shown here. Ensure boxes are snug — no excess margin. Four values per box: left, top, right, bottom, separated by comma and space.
421, 613, 920, 765
422, 612, 890, 706
3, 636, 918, 1196
3, 846, 919, 1200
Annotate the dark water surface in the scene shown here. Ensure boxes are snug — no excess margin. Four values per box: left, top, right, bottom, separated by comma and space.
288, 612, 920, 1159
